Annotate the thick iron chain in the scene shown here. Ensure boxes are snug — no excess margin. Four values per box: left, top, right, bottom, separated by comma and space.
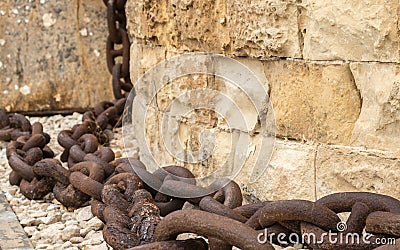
103, 0, 133, 99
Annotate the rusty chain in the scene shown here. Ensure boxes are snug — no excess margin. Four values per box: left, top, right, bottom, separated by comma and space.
1, 108, 399, 249
0, 0, 399, 249
103, 0, 133, 100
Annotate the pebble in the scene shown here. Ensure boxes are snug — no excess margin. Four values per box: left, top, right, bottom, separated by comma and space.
69, 236, 84, 244
85, 217, 104, 231
62, 225, 81, 241
74, 206, 93, 221
65, 220, 79, 226
62, 241, 72, 248
38, 213, 61, 224
30, 210, 48, 218
86, 242, 108, 250
35, 243, 51, 249
23, 226, 37, 236
20, 217, 38, 226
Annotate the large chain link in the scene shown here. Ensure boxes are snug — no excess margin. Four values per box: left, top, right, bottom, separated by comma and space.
103, 0, 133, 99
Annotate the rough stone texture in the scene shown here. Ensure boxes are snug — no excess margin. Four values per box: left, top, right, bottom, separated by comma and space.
126, 0, 301, 58
228, 0, 302, 58
316, 145, 400, 201
265, 60, 362, 145
350, 62, 400, 152
236, 140, 316, 202
302, 0, 400, 62
0, 0, 112, 112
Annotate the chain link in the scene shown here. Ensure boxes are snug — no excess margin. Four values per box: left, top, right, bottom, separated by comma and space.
104, 0, 132, 99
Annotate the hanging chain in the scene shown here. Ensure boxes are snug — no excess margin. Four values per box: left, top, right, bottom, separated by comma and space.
103, 0, 133, 99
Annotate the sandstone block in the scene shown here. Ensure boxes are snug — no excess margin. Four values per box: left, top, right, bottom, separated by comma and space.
316, 145, 400, 201
126, 0, 301, 58
236, 140, 316, 202
350, 62, 400, 152
302, 0, 400, 62
0, 0, 112, 112
265, 60, 361, 145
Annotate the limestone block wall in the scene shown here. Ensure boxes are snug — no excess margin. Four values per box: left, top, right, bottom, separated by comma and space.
0, 0, 112, 113
126, 0, 400, 201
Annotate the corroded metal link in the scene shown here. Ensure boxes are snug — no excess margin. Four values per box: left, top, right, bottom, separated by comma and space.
258, 200, 341, 231
103, 205, 132, 227
94, 101, 115, 116
6, 140, 24, 158
96, 106, 119, 129
20, 177, 55, 200
9, 170, 22, 186
0, 109, 9, 128
212, 180, 242, 209
154, 210, 274, 250
69, 161, 105, 201
31, 122, 43, 135
69, 145, 87, 163
150, 166, 197, 215
53, 183, 91, 208
58, 130, 77, 151
316, 192, 400, 214
199, 196, 247, 223
24, 147, 43, 165
33, 159, 70, 185
9, 113, 31, 131
366, 211, 400, 237
77, 134, 99, 153
71, 120, 97, 140
126, 239, 208, 250
8, 155, 35, 181
103, 0, 127, 10
102, 188, 160, 249
106, 0, 126, 44
106, 30, 130, 77
83, 147, 116, 177
103, 222, 140, 250
0, 127, 13, 141
111, 157, 146, 170
112, 64, 131, 99
113, 97, 127, 114
128, 189, 160, 245
91, 199, 107, 222
21, 134, 46, 151
102, 173, 143, 211
104, 0, 131, 100
344, 202, 370, 235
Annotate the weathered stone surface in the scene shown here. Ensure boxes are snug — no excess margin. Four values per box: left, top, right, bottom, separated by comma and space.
316, 145, 400, 201
228, 0, 301, 58
350, 62, 400, 152
0, 0, 112, 112
265, 60, 361, 145
302, 0, 400, 62
126, 0, 228, 53
126, 0, 301, 58
236, 140, 316, 202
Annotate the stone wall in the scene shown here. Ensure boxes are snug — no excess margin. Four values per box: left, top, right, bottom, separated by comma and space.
125, 0, 400, 201
0, 0, 112, 112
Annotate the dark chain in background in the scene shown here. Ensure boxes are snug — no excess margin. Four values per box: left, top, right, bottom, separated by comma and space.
104, 0, 133, 100
0, 1, 399, 249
